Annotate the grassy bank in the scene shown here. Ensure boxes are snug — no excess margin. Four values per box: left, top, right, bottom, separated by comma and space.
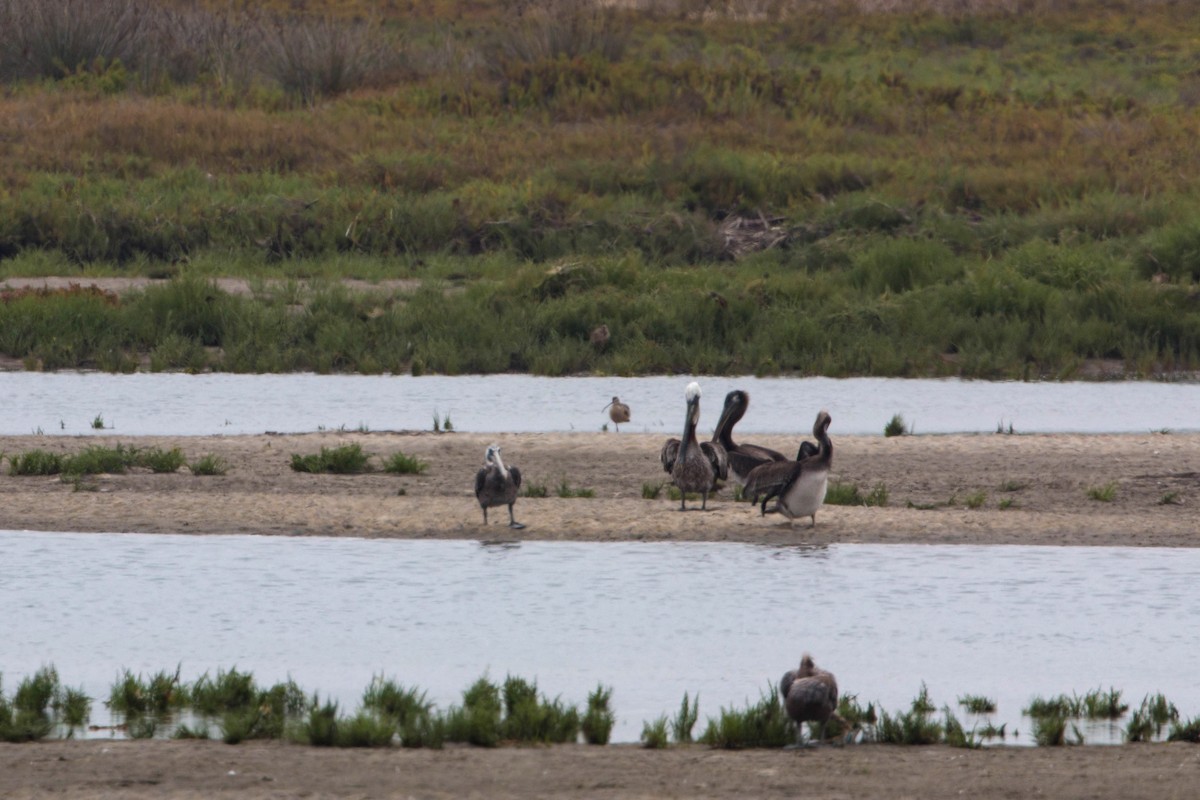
2, 0, 1200, 377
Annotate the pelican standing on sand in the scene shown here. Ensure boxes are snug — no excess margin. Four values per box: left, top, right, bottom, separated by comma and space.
602, 396, 631, 432
711, 389, 787, 485
474, 444, 525, 529
744, 410, 832, 526
780, 653, 848, 746
660, 382, 728, 510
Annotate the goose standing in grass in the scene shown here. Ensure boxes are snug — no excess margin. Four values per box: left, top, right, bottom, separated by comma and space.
711, 389, 787, 486
780, 653, 848, 746
474, 444, 525, 529
660, 382, 728, 510
602, 396, 631, 432
744, 410, 832, 526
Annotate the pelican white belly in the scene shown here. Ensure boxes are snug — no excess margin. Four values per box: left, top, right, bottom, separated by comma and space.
779, 467, 828, 520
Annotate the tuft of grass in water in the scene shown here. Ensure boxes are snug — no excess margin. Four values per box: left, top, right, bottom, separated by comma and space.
362, 676, 431, 730
1081, 687, 1128, 720
127, 716, 159, 739
1033, 714, 1084, 747
964, 491, 987, 509
883, 414, 908, 437
958, 694, 997, 715
189, 668, 258, 716
1167, 716, 1200, 743
290, 443, 371, 473
521, 482, 549, 498
698, 685, 792, 749
381, 451, 428, 475
641, 482, 663, 500
581, 684, 614, 745
1025, 694, 1083, 719
189, 454, 228, 475
995, 420, 1016, 435
8, 449, 65, 475
641, 715, 669, 748
672, 691, 699, 744
942, 707, 981, 749
556, 479, 595, 498
1158, 491, 1182, 505
1125, 694, 1178, 743
14, 667, 60, 718
1087, 482, 1118, 502
55, 686, 92, 731
136, 447, 185, 473
824, 482, 888, 507
106, 667, 185, 717
978, 722, 1007, 741
92, 414, 106, 430
877, 684, 942, 745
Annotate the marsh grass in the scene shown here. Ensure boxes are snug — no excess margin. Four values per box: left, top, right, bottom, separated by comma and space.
499, 675, 580, 744
877, 685, 943, 745
1033, 715, 1084, 747
381, 451, 428, 475
521, 482, 549, 498
1087, 482, 1118, 502
290, 443, 370, 474
698, 685, 792, 749
556, 479, 595, 498
641, 482, 663, 500
942, 708, 981, 749
672, 692, 699, 744
62, 444, 135, 475
640, 715, 669, 748
581, 684, 614, 746
883, 415, 908, 437
107, 667, 185, 717
8, 449, 64, 475
958, 694, 996, 715
136, 446, 185, 473
1168, 716, 1200, 743
1126, 693, 1179, 742
188, 454, 228, 475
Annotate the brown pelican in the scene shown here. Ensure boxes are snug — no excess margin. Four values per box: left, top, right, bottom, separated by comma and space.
780, 653, 848, 746
660, 382, 728, 510
602, 396, 631, 432
474, 444, 525, 529
711, 389, 787, 486
743, 410, 832, 526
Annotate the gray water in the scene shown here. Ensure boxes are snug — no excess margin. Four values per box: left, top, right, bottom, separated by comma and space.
2, 372, 1199, 437
3, 531, 1197, 744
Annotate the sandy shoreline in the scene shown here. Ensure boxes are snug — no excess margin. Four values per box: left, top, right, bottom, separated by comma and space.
2, 429, 1198, 547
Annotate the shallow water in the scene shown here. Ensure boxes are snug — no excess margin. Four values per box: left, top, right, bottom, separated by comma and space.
2, 372, 1199, 437
4, 531, 1197, 744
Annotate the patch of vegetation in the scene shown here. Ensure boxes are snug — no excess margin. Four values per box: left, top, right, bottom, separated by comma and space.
877, 685, 943, 745
556, 479, 595, 498
824, 482, 888, 507
1087, 482, 1118, 502
640, 715, 669, 749
290, 444, 370, 474
188, 454, 228, 476
698, 685, 792, 749
136, 446, 185, 473
672, 691, 700, 744
8, 449, 64, 475
521, 482, 549, 498
883, 414, 908, 437
641, 482, 663, 500
958, 694, 997, 715
581, 684, 614, 746
381, 451, 428, 475
964, 491, 987, 509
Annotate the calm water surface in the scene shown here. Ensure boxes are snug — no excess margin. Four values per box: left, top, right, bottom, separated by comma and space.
3, 531, 1197, 744
2, 372, 1199, 436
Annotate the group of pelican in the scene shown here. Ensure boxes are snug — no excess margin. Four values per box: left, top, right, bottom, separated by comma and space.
660, 382, 833, 527
473, 381, 832, 530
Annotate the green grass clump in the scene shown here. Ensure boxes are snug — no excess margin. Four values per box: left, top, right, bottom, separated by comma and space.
877, 685, 943, 745
188, 454, 228, 475
1167, 716, 1200, 743
500, 675, 580, 744
381, 451, 428, 475
135, 447, 185, 473
1081, 687, 1128, 720
883, 414, 908, 437
443, 677, 503, 747
964, 491, 987, 509
641, 482, 663, 500
1032, 715, 1083, 747
958, 694, 996, 715
62, 444, 135, 475
698, 685, 792, 749
8, 450, 65, 475
672, 691, 699, 744
1087, 482, 1118, 502
106, 667, 186, 717
640, 715, 669, 749
290, 444, 370, 474
1126, 693, 1179, 743
581, 684, 615, 746
1024, 694, 1082, 719
521, 483, 549, 498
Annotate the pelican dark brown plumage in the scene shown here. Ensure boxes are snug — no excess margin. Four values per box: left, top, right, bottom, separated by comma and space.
780, 653, 848, 746
744, 410, 832, 526
660, 382, 728, 510
711, 389, 787, 486
473, 444, 525, 529
602, 396, 631, 432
